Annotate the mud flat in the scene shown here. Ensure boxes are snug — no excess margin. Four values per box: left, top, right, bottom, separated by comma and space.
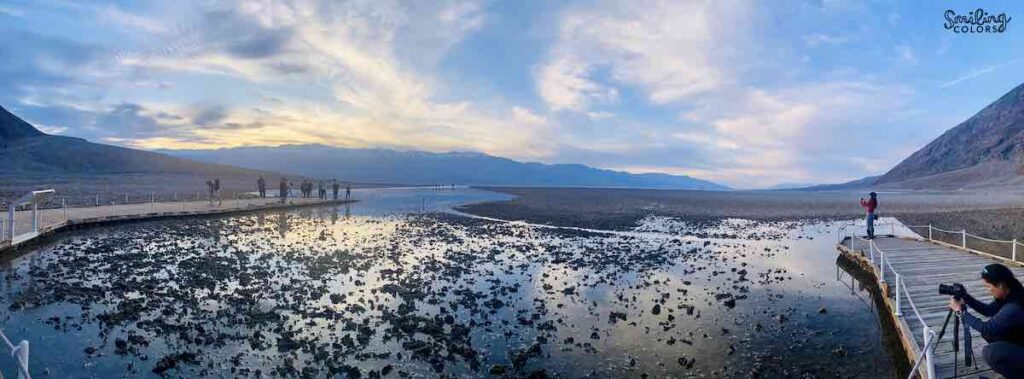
0, 190, 900, 377
458, 187, 1024, 230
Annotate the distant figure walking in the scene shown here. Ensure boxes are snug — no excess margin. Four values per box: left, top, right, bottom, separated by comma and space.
332, 181, 340, 200
860, 192, 878, 239
279, 177, 289, 203
257, 176, 266, 198
345, 184, 351, 201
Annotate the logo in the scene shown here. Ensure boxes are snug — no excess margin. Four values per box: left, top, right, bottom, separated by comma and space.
944, 9, 1011, 33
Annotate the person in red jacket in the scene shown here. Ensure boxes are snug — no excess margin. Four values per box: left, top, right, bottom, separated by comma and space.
860, 192, 878, 239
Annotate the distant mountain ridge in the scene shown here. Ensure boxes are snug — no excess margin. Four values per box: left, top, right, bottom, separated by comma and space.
0, 105, 270, 177
163, 144, 731, 190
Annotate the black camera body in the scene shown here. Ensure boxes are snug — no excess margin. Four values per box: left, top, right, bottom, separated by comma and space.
939, 282, 967, 299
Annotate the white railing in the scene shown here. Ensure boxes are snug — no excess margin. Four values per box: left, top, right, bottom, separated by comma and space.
0, 329, 30, 378
841, 221, 1024, 379
906, 224, 1022, 264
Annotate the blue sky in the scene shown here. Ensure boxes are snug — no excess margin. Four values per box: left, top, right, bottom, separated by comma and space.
1, 0, 1021, 188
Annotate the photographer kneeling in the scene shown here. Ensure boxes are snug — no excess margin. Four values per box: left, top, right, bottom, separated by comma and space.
948, 263, 1024, 378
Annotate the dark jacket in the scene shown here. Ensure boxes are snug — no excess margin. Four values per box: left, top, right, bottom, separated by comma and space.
962, 291, 1024, 345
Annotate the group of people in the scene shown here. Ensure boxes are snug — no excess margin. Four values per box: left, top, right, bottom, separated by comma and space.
256, 176, 351, 203
857, 191, 1023, 376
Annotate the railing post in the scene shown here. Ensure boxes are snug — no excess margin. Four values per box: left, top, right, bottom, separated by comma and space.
124, 194, 128, 204
15, 339, 28, 379
962, 230, 967, 249
923, 328, 935, 379
95, 194, 100, 206
151, 192, 155, 211
879, 247, 885, 283
1014, 239, 1018, 261
62, 196, 67, 220
894, 273, 902, 316
928, 224, 932, 241
31, 202, 38, 233
870, 240, 875, 265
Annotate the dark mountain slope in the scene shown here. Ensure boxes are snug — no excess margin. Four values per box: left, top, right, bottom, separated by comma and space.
876, 83, 1024, 188
0, 105, 268, 176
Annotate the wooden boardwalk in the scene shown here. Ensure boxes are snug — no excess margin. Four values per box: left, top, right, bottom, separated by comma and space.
1, 196, 355, 253
839, 236, 1024, 379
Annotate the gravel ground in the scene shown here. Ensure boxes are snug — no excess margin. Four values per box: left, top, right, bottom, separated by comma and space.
458, 187, 1024, 230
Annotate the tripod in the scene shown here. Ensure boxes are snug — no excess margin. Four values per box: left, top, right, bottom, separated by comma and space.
908, 308, 974, 379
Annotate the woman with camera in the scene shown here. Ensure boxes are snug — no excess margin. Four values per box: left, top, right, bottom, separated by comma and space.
948, 263, 1024, 378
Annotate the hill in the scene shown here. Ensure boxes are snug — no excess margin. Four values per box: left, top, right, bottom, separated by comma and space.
163, 144, 730, 190
874, 83, 1024, 189
0, 105, 267, 176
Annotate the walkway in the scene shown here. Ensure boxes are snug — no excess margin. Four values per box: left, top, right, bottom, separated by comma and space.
1, 196, 355, 252
839, 234, 1024, 378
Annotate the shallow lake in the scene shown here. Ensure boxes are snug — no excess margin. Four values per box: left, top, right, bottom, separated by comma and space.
0, 187, 901, 377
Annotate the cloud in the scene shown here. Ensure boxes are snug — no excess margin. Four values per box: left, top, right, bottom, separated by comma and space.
895, 45, 918, 66
941, 59, 1020, 88
512, 107, 547, 125
804, 33, 846, 47
537, 0, 748, 111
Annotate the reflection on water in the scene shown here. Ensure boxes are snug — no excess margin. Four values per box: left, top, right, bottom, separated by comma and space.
0, 188, 898, 377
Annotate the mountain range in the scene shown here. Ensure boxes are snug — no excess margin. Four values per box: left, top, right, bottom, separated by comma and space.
0, 105, 728, 190
162, 145, 731, 190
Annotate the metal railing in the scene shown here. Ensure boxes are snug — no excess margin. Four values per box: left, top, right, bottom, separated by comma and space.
907, 224, 1023, 264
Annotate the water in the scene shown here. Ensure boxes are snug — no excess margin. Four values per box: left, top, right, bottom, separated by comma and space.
0, 187, 900, 377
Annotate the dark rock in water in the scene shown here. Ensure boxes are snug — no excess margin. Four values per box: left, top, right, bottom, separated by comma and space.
651, 304, 661, 315
723, 299, 736, 308
152, 352, 199, 374
608, 311, 627, 324
832, 345, 847, 357
590, 331, 600, 340
114, 339, 129, 355
512, 343, 543, 369
489, 364, 507, 375
83, 346, 98, 355
818, 306, 827, 314
677, 356, 695, 369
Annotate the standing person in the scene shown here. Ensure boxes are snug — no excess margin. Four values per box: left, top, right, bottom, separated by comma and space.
214, 178, 223, 206
332, 181, 340, 200
859, 192, 878, 239
345, 184, 351, 201
206, 180, 216, 206
257, 176, 266, 198
279, 177, 289, 203
318, 180, 326, 199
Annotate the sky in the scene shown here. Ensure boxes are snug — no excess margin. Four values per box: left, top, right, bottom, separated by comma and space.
1, 0, 1022, 189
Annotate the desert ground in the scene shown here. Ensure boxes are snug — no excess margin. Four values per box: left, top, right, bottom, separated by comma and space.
458, 187, 1024, 239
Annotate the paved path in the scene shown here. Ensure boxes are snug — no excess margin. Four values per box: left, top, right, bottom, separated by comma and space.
841, 236, 1024, 378
2, 196, 354, 251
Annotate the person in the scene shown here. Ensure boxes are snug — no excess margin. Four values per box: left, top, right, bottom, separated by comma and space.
257, 176, 266, 198
859, 192, 878, 239
206, 180, 216, 206
318, 180, 326, 199
332, 181, 340, 200
949, 263, 1024, 377
213, 178, 223, 206
345, 184, 351, 201
279, 177, 289, 203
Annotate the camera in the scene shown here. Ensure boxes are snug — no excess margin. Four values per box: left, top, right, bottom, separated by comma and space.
938, 282, 966, 299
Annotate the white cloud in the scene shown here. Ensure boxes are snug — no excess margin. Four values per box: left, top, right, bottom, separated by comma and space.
895, 44, 918, 66
512, 106, 547, 125
537, 0, 748, 112
804, 33, 846, 47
